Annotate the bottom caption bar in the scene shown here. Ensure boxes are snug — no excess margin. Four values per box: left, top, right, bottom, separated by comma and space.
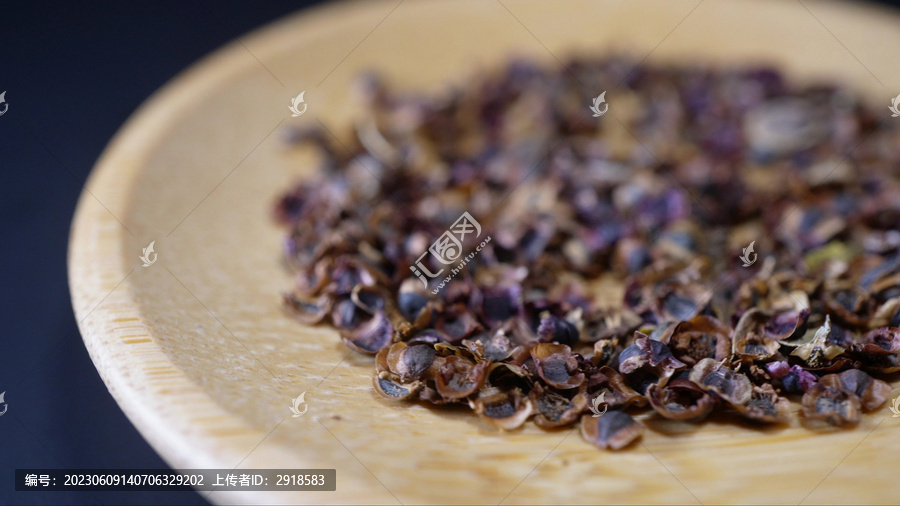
15, 469, 336, 491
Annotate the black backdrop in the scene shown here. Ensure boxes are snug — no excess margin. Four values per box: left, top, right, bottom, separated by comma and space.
2, 3, 321, 505
2, 1, 899, 505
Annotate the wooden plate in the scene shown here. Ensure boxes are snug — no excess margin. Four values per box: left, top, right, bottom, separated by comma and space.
69, 0, 900, 503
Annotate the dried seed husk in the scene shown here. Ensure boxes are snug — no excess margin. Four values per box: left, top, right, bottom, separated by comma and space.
819, 369, 891, 412
435, 304, 483, 343
531, 343, 586, 389
397, 278, 434, 323
591, 336, 622, 368
822, 286, 873, 328
792, 315, 846, 368
618, 333, 686, 381
406, 328, 452, 346
689, 358, 753, 405
283, 293, 332, 325
324, 256, 387, 296
433, 341, 472, 359
537, 314, 581, 347
733, 384, 792, 424
854, 326, 900, 353
656, 285, 710, 322
595, 366, 645, 408
583, 308, 642, 342
869, 297, 900, 329
374, 371, 422, 401
764, 361, 818, 394
434, 355, 490, 399
580, 412, 644, 451
663, 315, 732, 366
290, 257, 333, 297
475, 284, 524, 327
801, 383, 862, 426
850, 326, 900, 374
341, 311, 394, 354
331, 297, 368, 330
732, 310, 782, 362
767, 309, 811, 344
647, 379, 715, 422
470, 386, 533, 430
530, 383, 589, 429
486, 362, 530, 391
351, 284, 389, 314
462, 329, 522, 362
386, 342, 436, 381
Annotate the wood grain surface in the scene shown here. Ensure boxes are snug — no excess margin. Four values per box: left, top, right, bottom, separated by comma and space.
69, 0, 900, 504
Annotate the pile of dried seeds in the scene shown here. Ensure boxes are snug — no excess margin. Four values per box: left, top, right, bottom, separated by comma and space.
275, 57, 900, 450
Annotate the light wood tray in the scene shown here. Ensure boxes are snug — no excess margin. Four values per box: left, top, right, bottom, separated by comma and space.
69, 0, 900, 503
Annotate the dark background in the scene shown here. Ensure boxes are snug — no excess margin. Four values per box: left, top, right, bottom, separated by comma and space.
1, 2, 322, 505
2, 1, 899, 505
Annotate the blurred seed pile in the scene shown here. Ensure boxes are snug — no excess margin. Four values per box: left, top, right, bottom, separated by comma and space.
275, 57, 900, 450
